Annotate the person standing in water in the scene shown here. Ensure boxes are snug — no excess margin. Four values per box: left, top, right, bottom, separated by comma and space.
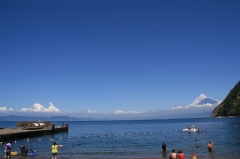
162, 142, 167, 152
4, 142, 12, 158
51, 142, 58, 159
169, 149, 177, 159
208, 141, 214, 151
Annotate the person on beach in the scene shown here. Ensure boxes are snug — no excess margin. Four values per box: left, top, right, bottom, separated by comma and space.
208, 141, 214, 151
162, 142, 167, 152
169, 149, 177, 159
178, 150, 184, 159
51, 142, 58, 159
20, 144, 27, 157
4, 142, 12, 158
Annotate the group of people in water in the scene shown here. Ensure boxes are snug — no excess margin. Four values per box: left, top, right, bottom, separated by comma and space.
161, 141, 214, 159
4, 140, 213, 158
19, 144, 36, 157
3, 140, 60, 159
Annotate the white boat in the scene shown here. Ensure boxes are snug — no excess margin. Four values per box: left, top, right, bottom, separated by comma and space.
182, 127, 201, 132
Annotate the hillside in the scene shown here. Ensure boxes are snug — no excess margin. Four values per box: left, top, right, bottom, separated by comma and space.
211, 81, 240, 117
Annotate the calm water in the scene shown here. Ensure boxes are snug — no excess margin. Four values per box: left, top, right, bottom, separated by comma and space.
0, 118, 240, 158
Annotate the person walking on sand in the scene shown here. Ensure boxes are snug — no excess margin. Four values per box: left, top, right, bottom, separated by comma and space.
178, 150, 184, 159
208, 141, 214, 152
169, 149, 177, 159
51, 142, 58, 159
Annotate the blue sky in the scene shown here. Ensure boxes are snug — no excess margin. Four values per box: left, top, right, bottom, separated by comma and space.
0, 0, 240, 119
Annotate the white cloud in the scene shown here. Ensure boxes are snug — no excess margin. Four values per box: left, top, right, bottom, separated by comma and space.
192, 93, 207, 105
114, 110, 125, 114
0, 107, 14, 112
171, 106, 184, 110
114, 110, 145, 114
86, 110, 97, 114
20, 102, 60, 113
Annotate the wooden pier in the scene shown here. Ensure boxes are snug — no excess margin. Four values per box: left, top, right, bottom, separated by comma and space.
0, 121, 68, 141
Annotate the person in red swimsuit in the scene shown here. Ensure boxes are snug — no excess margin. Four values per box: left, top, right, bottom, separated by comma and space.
178, 150, 184, 159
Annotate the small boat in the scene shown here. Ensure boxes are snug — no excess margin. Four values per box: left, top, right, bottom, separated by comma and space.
22, 126, 44, 130
182, 127, 201, 132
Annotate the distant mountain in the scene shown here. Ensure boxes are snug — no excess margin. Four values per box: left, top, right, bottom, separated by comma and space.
211, 81, 240, 117
0, 115, 87, 121
198, 98, 218, 105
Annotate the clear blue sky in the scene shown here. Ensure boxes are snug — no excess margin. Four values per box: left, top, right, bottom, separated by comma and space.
0, 0, 239, 119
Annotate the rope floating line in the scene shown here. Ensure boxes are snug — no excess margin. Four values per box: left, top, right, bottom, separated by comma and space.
42, 125, 238, 142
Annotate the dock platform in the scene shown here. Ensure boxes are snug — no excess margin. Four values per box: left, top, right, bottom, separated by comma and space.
0, 121, 68, 141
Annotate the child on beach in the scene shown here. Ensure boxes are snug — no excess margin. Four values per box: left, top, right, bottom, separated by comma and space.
178, 150, 184, 159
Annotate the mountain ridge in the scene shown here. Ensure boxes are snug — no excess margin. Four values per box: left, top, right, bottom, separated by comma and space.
198, 98, 218, 105
0, 115, 87, 121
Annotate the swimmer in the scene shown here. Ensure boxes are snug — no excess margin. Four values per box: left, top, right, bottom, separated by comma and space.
208, 141, 214, 152
169, 149, 177, 159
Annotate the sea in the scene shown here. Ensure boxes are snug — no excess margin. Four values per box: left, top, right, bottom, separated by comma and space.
0, 117, 240, 159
